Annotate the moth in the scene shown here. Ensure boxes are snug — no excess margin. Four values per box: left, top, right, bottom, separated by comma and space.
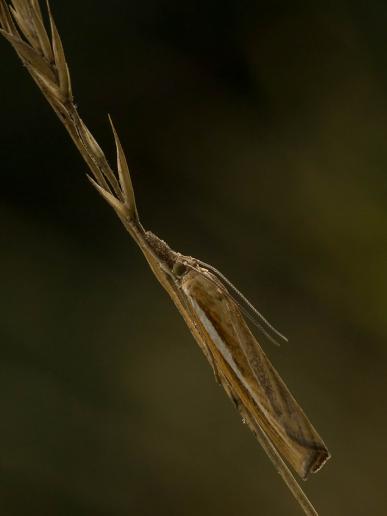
89, 121, 330, 516
0, 1, 329, 514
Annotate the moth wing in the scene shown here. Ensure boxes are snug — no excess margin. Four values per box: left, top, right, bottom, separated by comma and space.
229, 296, 330, 478
181, 269, 329, 479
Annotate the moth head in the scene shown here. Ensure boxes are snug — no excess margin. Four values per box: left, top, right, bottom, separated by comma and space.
172, 259, 188, 278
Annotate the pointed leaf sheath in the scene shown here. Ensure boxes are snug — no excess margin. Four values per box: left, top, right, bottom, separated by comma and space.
47, 1, 72, 100
109, 115, 138, 222
87, 175, 129, 221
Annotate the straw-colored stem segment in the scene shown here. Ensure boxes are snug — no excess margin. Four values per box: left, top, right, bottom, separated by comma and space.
252, 420, 318, 516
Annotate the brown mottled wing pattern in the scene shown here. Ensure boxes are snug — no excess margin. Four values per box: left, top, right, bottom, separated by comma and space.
181, 268, 329, 479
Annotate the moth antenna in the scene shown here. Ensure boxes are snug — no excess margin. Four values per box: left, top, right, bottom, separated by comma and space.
236, 302, 283, 347
195, 259, 288, 344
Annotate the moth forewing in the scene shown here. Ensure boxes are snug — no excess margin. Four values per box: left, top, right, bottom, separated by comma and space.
180, 268, 330, 479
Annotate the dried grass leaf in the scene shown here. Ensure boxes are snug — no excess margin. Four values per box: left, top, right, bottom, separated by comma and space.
0, 0, 18, 34
31, 0, 43, 24
10, 2, 38, 48
29, 2, 53, 62
76, 116, 123, 199
30, 67, 65, 104
109, 115, 138, 220
0, 28, 56, 82
87, 175, 129, 220
46, 1, 71, 99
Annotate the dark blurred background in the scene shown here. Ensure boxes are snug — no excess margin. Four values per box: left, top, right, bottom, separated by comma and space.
1, 1, 387, 515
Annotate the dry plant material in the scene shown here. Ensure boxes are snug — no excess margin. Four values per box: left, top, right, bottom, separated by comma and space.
0, 2, 330, 515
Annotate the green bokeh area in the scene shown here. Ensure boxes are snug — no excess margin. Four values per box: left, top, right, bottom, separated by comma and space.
1, 1, 387, 515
